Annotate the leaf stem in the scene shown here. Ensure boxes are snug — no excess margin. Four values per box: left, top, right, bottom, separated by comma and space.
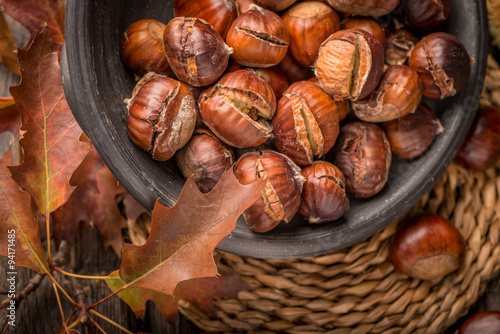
67, 318, 80, 330
86, 286, 123, 311
54, 267, 115, 280
88, 315, 108, 334
46, 212, 52, 266
89, 310, 134, 334
52, 281, 70, 334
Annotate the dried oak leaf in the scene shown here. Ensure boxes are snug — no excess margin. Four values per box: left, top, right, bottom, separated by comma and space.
8, 27, 91, 216
2, 0, 65, 44
0, 12, 20, 75
0, 97, 20, 134
0, 150, 49, 274
117, 168, 265, 295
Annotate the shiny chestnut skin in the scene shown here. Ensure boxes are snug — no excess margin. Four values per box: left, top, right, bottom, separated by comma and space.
120, 19, 174, 77
254, 0, 297, 11
409, 32, 471, 99
326, 0, 400, 17
309, 77, 349, 121
327, 121, 391, 198
278, 52, 315, 84
400, 0, 451, 32
384, 29, 418, 66
390, 214, 465, 280
125, 73, 196, 161
455, 105, 500, 171
249, 66, 289, 100
236, 0, 255, 13
175, 128, 235, 193
352, 65, 423, 122
234, 150, 305, 233
226, 4, 290, 67
281, 2, 341, 68
163, 17, 232, 87
198, 69, 276, 148
298, 161, 349, 223
173, 0, 238, 39
341, 16, 385, 47
382, 102, 443, 159
273, 81, 339, 165
314, 29, 385, 101
458, 311, 500, 334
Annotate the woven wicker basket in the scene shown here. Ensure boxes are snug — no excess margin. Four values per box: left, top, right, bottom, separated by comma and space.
178, 56, 500, 334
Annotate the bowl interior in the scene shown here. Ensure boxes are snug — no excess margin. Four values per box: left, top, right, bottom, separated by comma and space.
62, 0, 488, 259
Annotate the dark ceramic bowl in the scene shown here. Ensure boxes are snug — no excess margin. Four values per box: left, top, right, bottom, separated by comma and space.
61, 0, 488, 259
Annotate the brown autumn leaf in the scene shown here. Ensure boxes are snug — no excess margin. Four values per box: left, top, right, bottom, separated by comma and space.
117, 168, 266, 295
88, 168, 128, 257
0, 12, 20, 75
0, 149, 49, 274
0, 97, 20, 134
2, 0, 66, 44
8, 27, 91, 216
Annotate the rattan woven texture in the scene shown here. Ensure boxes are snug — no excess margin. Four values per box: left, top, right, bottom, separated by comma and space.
178, 55, 500, 334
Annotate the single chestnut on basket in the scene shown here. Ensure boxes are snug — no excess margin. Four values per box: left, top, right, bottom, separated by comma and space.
409, 32, 471, 99
458, 311, 500, 334
399, 0, 451, 32
390, 214, 465, 280
198, 69, 276, 148
298, 161, 349, 223
455, 105, 500, 171
325, 0, 400, 17
163, 17, 233, 87
314, 29, 384, 101
234, 150, 305, 233
125, 73, 196, 161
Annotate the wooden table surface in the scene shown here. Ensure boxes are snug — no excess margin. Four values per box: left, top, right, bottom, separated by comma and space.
0, 15, 499, 334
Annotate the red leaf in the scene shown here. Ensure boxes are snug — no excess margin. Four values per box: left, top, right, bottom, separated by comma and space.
8, 27, 91, 216
0, 150, 49, 274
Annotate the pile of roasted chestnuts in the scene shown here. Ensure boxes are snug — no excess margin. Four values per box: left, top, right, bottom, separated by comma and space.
120, 0, 473, 234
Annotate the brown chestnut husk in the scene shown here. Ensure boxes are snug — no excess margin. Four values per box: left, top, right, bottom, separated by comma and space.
390, 214, 465, 280
234, 150, 305, 233
352, 65, 423, 123
163, 17, 233, 87
399, 0, 451, 32
298, 161, 349, 223
458, 311, 500, 334
382, 102, 443, 159
314, 29, 385, 101
409, 32, 471, 99
455, 105, 500, 171
327, 121, 391, 198
325, 0, 400, 17
125, 73, 197, 161
384, 28, 418, 66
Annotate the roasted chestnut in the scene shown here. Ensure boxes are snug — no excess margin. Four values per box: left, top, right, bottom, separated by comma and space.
125, 73, 196, 161
455, 105, 500, 171
352, 65, 423, 122
458, 311, 500, 334
327, 121, 391, 198
249, 66, 289, 100
278, 52, 315, 84
198, 69, 276, 148
173, 0, 239, 39
254, 0, 297, 11
298, 161, 349, 223
273, 81, 339, 165
314, 29, 384, 101
120, 19, 174, 77
325, 0, 400, 17
226, 4, 290, 67
390, 214, 465, 280
163, 17, 233, 87
409, 32, 471, 99
281, 2, 341, 68
400, 0, 451, 32
234, 150, 305, 233
236, 0, 255, 13
382, 102, 443, 159
175, 128, 235, 193
384, 29, 418, 66
309, 77, 350, 121
341, 16, 386, 47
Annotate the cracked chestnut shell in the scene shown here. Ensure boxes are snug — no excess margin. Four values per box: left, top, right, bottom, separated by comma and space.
298, 161, 349, 223
309, 77, 350, 121
163, 17, 233, 87
125, 73, 196, 161
390, 214, 465, 280
314, 29, 384, 101
341, 16, 386, 47
327, 121, 391, 198
400, 0, 451, 32
455, 105, 500, 171
273, 81, 339, 165
409, 32, 471, 99
175, 128, 235, 193
281, 2, 341, 68
384, 29, 418, 66
199, 69, 276, 148
352, 65, 423, 122
120, 19, 174, 77
173, 0, 238, 39
326, 0, 400, 17
382, 102, 443, 159
234, 150, 305, 233
226, 4, 290, 67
